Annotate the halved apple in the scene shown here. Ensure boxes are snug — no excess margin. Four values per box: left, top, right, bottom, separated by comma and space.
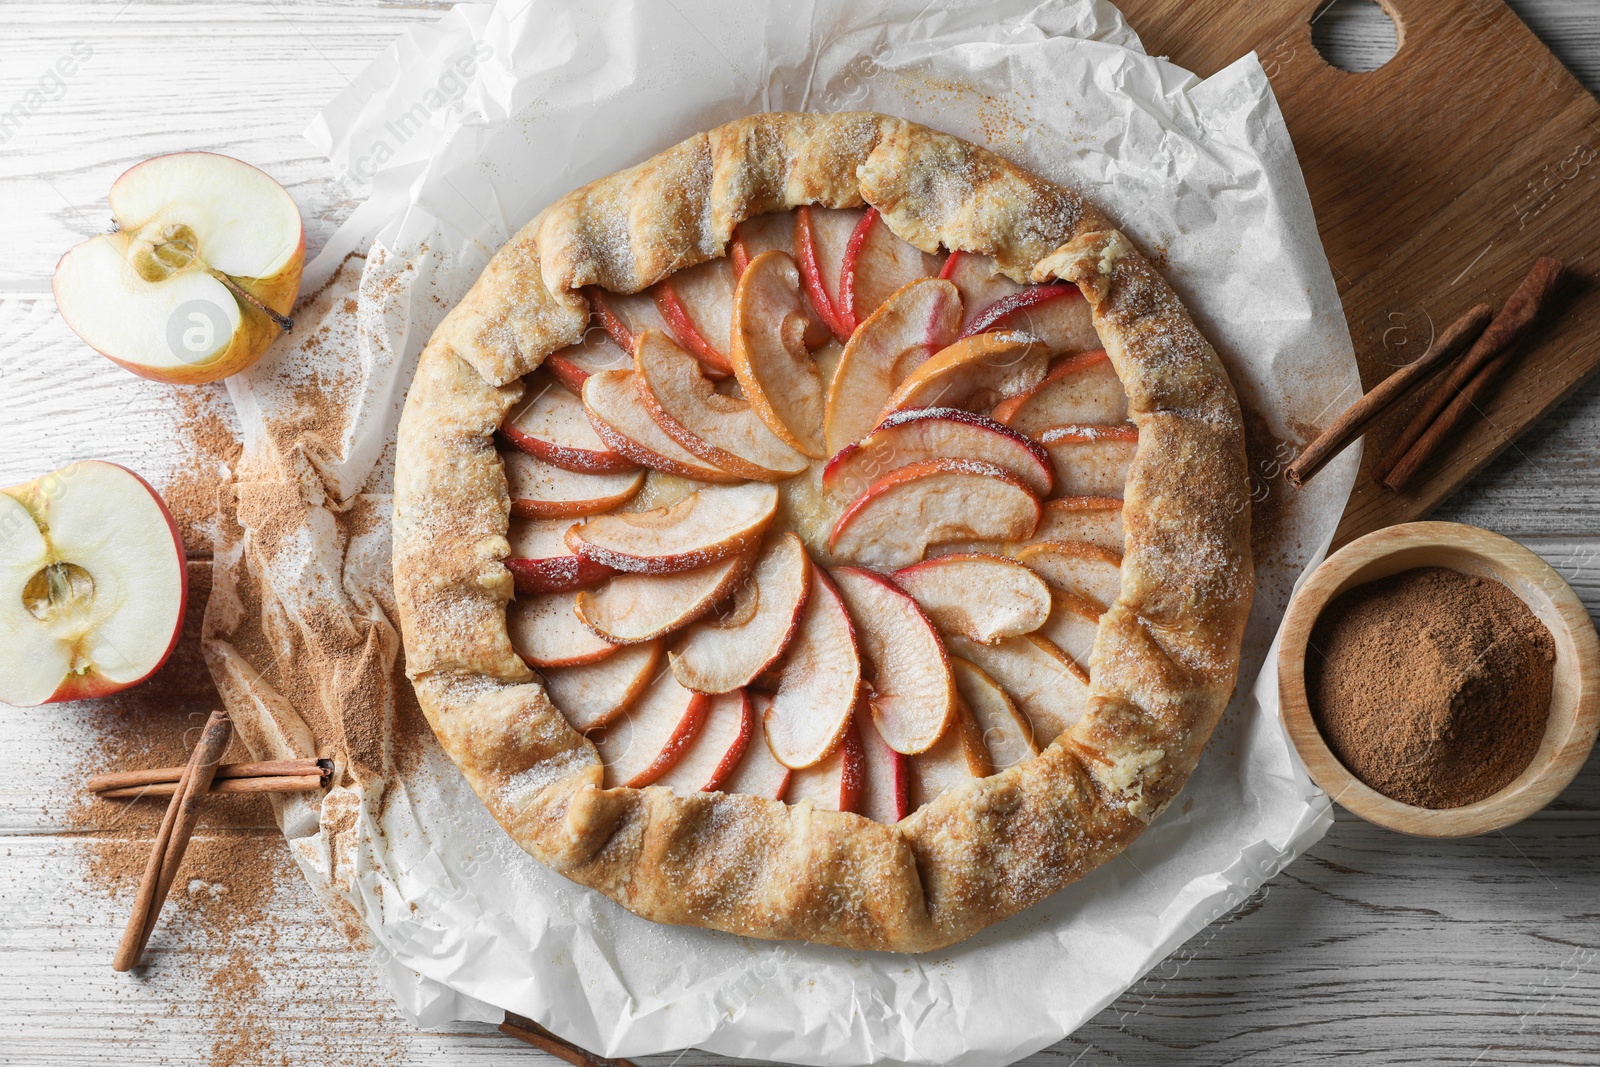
589, 671, 710, 788
855, 697, 910, 823
652, 688, 752, 793
566, 482, 777, 574
946, 634, 1089, 747
892, 553, 1050, 644
882, 332, 1050, 416
634, 330, 809, 481
962, 283, 1098, 355
764, 569, 860, 769
1037, 590, 1102, 669
823, 406, 1052, 501
590, 287, 672, 356
502, 372, 637, 474
730, 251, 826, 458
822, 278, 962, 457
794, 205, 865, 342
950, 657, 1037, 772
829, 459, 1040, 571
1014, 497, 1125, 553
1016, 540, 1123, 612
0, 461, 187, 706
508, 591, 618, 668
505, 517, 614, 595
544, 326, 632, 393
575, 553, 748, 645
838, 208, 941, 333
1038, 424, 1139, 498
830, 567, 955, 756
991, 350, 1127, 433
726, 695, 793, 799
581, 369, 740, 484
654, 258, 737, 376
669, 532, 810, 694
53, 152, 303, 384
909, 698, 992, 811
940, 251, 1025, 332
785, 712, 864, 813
503, 449, 645, 519
541, 639, 662, 732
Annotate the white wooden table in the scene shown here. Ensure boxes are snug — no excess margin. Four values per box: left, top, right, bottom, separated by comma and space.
3, 2, 1598, 1064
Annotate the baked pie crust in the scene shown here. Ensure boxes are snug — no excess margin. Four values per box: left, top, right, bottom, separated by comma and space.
393, 112, 1253, 952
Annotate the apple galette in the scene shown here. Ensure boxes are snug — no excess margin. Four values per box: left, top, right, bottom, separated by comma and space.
393, 112, 1253, 952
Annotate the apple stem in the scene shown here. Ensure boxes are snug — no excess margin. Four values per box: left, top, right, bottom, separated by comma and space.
212, 271, 294, 333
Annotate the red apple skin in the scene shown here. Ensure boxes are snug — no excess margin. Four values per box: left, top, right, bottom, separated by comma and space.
827, 458, 1041, 555
990, 349, 1111, 426
961, 283, 1084, 339
654, 281, 734, 377
856, 695, 909, 821
498, 426, 637, 476
821, 407, 1053, 498
589, 288, 638, 354
794, 206, 848, 343
505, 555, 615, 596
730, 238, 752, 279
836, 207, 879, 337
32, 462, 189, 704
703, 690, 755, 792
624, 690, 713, 787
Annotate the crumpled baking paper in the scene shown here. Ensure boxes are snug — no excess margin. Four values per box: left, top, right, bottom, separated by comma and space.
201, 0, 1362, 1063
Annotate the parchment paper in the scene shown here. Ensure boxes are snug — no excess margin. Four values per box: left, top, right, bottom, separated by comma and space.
201, 1, 1364, 1063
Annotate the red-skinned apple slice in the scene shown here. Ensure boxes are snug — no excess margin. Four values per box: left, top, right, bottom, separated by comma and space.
53, 153, 303, 385
1038, 424, 1138, 498
541, 639, 662, 732
726, 695, 793, 799
590, 671, 710, 788
731, 211, 795, 274
838, 208, 941, 333
830, 567, 955, 756
581, 369, 740, 484
950, 657, 1037, 772
654, 258, 737, 376
502, 372, 637, 474
634, 330, 809, 481
503, 449, 644, 519
764, 569, 861, 769
883, 331, 1050, 416
544, 325, 632, 393
1016, 540, 1123, 612
669, 532, 810, 694
855, 696, 910, 823
909, 697, 992, 811
0, 461, 187, 707
575, 553, 749, 645
822, 407, 1052, 500
823, 278, 962, 456
652, 688, 753, 793
566, 482, 777, 574
730, 251, 827, 458
991, 350, 1127, 432
1038, 590, 1102, 668
794, 205, 865, 342
590, 286, 673, 356
892, 553, 1050, 644
505, 517, 614, 595
940, 251, 1025, 331
947, 633, 1089, 747
962, 283, 1098, 356
785, 711, 864, 813
508, 592, 618, 668
1013, 496, 1125, 552
829, 459, 1041, 571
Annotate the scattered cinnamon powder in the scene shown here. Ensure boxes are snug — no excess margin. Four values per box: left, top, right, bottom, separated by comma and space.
1307, 566, 1554, 809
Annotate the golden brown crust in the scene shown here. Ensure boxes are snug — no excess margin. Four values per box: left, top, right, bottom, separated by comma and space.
393, 112, 1253, 952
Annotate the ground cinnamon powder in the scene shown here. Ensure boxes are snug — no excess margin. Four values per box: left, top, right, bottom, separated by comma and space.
1307, 566, 1554, 809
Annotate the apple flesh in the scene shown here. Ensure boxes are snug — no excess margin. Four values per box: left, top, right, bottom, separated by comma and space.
724, 695, 793, 800
947, 634, 1089, 748
654, 258, 738, 377
652, 689, 753, 793
940, 251, 1025, 332
823, 406, 1052, 500
837, 208, 942, 333
950, 657, 1037, 772
1038, 590, 1103, 669
589, 671, 710, 788
544, 327, 632, 393
855, 697, 910, 823
541, 639, 662, 732
961, 284, 1098, 356
1037, 424, 1139, 498
575, 554, 749, 644
0, 461, 187, 707
503, 449, 645, 519
909, 698, 992, 811
501, 372, 637, 474
785, 712, 864, 813
763, 569, 861, 769
883, 331, 1051, 416
990, 350, 1127, 433
669, 532, 811, 694
566, 482, 777, 574
794, 206, 865, 342
1016, 540, 1124, 613
590, 287, 672, 356
581, 369, 739, 484
1014, 497, 1125, 553
730, 251, 827, 458
53, 152, 304, 384
505, 517, 615, 595
892, 553, 1051, 645
508, 591, 618, 668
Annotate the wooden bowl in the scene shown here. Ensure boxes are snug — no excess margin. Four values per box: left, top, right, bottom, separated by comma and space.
1278, 521, 1599, 836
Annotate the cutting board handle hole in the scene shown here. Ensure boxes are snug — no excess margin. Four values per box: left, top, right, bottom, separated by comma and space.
1311, 0, 1402, 73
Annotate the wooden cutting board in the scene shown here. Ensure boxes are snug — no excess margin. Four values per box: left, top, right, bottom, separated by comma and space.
1115, 0, 1600, 546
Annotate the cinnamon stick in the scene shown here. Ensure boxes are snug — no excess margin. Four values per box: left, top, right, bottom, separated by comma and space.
1375, 256, 1567, 487
112, 709, 233, 972
96, 774, 325, 800
500, 1015, 639, 1067
1285, 303, 1493, 488
88, 758, 329, 794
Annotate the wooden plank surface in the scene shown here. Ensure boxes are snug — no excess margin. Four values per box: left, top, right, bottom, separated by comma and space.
1, 2, 1598, 1065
